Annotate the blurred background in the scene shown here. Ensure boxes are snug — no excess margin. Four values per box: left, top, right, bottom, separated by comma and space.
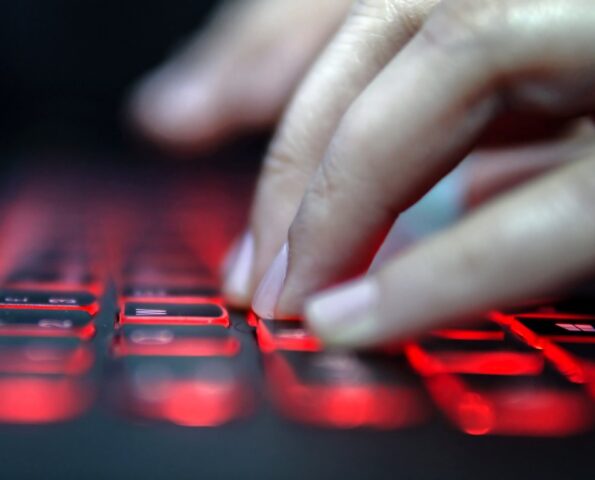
0, 0, 221, 153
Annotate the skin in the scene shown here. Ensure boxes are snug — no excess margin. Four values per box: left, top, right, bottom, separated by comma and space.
132, 0, 595, 348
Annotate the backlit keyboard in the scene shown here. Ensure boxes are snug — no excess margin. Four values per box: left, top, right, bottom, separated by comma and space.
0, 172, 593, 435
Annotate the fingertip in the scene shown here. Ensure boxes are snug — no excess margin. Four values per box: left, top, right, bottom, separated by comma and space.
251, 242, 289, 319
305, 277, 381, 348
128, 67, 223, 150
222, 232, 255, 308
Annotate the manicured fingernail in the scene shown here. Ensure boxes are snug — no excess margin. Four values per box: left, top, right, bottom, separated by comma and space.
222, 232, 254, 307
305, 278, 380, 346
252, 243, 289, 319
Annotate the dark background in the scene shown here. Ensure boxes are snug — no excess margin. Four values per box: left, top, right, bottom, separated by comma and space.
0, 0, 221, 153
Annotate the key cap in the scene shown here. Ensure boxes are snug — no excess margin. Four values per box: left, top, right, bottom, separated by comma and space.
410, 366, 594, 437
0, 289, 99, 315
0, 337, 94, 375
257, 319, 322, 352
108, 357, 251, 427
120, 285, 221, 303
407, 337, 545, 376
0, 309, 95, 339
264, 350, 428, 429
112, 325, 239, 357
118, 302, 229, 327
514, 314, 595, 344
0, 377, 94, 424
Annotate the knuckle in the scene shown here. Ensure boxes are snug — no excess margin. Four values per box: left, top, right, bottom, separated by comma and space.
262, 136, 312, 183
418, 0, 504, 55
352, 0, 427, 35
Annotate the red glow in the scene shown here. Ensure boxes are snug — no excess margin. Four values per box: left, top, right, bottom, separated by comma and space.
118, 379, 251, 427
256, 321, 322, 353
264, 354, 428, 429
0, 345, 94, 375
118, 303, 230, 327
111, 335, 240, 357
431, 329, 504, 341
5, 280, 104, 296
491, 311, 587, 384
0, 378, 94, 424
406, 344, 594, 437
0, 302, 99, 316
0, 322, 96, 340
404, 343, 544, 376
246, 311, 259, 327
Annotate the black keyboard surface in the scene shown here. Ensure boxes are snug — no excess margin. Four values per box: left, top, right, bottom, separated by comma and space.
0, 161, 593, 480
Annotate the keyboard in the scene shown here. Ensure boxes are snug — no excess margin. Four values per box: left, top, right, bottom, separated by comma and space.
0, 163, 593, 438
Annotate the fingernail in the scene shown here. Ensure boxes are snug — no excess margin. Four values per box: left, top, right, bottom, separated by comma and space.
252, 243, 289, 319
222, 232, 254, 307
305, 278, 381, 347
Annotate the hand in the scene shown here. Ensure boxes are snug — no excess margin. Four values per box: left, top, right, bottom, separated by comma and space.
129, 0, 350, 153
222, 0, 595, 348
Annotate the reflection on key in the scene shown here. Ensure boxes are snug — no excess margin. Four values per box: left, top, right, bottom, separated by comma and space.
119, 302, 229, 327
112, 325, 240, 357
264, 351, 429, 429
108, 357, 252, 427
0, 309, 95, 340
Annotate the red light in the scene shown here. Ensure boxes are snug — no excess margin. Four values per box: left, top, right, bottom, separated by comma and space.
111, 335, 240, 358
264, 354, 428, 429
0, 344, 94, 375
404, 344, 544, 376
0, 378, 94, 424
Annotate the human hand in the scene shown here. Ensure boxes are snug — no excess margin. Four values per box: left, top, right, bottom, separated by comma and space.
223, 0, 595, 348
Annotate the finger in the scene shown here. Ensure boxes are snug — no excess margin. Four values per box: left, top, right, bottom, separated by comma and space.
306, 153, 595, 347
224, 0, 440, 306
129, 0, 349, 153
260, 0, 595, 318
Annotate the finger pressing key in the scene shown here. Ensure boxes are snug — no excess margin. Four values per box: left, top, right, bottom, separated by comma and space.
253, 0, 595, 320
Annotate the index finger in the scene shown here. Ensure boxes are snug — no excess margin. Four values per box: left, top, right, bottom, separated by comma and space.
258, 0, 595, 318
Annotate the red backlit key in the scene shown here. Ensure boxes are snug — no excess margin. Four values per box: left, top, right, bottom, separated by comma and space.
112, 325, 240, 357
0, 289, 99, 315
0, 337, 94, 375
120, 285, 221, 303
407, 338, 545, 376
119, 302, 229, 327
0, 309, 95, 340
257, 319, 322, 352
513, 314, 595, 344
108, 357, 252, 427
414, 368, 594, 437
0, 377, 94, 424
265, 351, 429, 429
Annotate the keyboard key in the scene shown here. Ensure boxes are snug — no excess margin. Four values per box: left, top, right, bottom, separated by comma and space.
406, 344, 594, 437
257, 319, 322, 352
265, 351, 429, 429
108, 357, 252, 427
0, 337, 94, 375
514, 314, 595, 343
0, 309, 95, 339
112, 325, 239, 357
120, 284, 221, 302
407, 338, 545, 376
0, 377, 94, 424
118, 302, 229, 327
0, 289, 99, 315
